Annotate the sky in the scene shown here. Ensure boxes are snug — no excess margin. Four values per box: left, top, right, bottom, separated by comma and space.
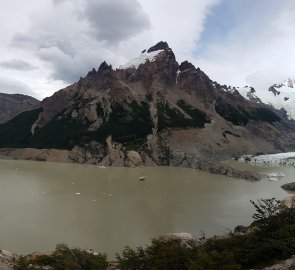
0, 0, 294, 99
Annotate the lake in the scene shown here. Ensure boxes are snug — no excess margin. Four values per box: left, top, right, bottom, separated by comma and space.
0, 159, 294, 257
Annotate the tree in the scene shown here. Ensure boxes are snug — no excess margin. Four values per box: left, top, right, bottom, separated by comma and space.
250, 198, 281, 228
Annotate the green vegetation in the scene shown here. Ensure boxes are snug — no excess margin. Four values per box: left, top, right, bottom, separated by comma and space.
215, 98, 281, 126
31, 101, 154, 149
0, 101, 154, 150
177, 100, 210, 127
215, 101, 249, 126
157, 100, 209, 130
251, 107, 281, 123
102, 101, 153, 143
0, 108, 42, 148
28, 114, 90, 149
14, 244, 108, 270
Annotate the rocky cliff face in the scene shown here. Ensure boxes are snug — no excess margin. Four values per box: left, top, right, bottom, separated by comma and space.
0, 42, 294, 167
0, 93, 39, 123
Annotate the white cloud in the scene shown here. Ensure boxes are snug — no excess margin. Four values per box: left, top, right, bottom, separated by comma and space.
0, 77, 35, 96
195, 1, 295, 91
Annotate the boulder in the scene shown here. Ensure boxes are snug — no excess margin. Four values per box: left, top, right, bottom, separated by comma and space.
281, 182, 295, 192
0, 250, 12, 257
282, 196, 295, 208
125, 150, 143, 167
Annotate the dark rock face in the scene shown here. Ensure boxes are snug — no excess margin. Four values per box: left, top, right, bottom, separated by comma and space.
169, 151, 261, 181
177, 66, 217, 107
179, 61, 195, 72
269, 86, 280, 96
281, 182, 295, 192
87, 68, 97, 77
147, 41, 169, 53
69, 141, 106, 164
98, 61, 112, 72
135, 45, 178, 87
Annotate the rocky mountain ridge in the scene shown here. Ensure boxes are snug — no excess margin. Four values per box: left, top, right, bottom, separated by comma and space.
0, 41, 294, 171
0, 93, 39, 124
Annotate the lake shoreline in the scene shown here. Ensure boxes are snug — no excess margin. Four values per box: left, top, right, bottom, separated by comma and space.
0, 147, 260, 181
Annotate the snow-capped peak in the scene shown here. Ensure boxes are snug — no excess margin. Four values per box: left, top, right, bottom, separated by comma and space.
235, 80, 295, 120
119, 41, 170, 70
119, 49, 163, 70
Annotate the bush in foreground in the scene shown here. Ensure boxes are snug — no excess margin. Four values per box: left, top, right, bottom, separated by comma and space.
14, 244, 108, 270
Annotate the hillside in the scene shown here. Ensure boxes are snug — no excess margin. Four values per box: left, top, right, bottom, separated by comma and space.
0, 42, 294, 168
0, 93, 39, 123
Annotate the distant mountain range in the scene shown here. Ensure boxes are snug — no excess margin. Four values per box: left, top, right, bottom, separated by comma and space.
0, 41, 294, 168
0, 93, 39, 124
235, 79, 295, 120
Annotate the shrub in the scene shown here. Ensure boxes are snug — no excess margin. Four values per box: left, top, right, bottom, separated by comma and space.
14, 244, 108, 270
250, 198, 281, 228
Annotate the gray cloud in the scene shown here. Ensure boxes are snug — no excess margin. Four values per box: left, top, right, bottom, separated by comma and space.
10, 0, 151, 84
80, 0, 151, 44
0, 59, 37, 71
11, 33, 76, 57
38, 46, 103, 83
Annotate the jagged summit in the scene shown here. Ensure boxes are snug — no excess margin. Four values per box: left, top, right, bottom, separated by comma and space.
119, 41, 172, 70
98, 61, 112, 71
118, 41, 178, 71
87, 68, 97, 77
147, 41, 170, 53
179, 61, 196, 72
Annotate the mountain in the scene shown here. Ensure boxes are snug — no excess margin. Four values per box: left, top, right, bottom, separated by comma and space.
0, 93, 40, 124
236, 79, 295, 120
0, 41, 294, 169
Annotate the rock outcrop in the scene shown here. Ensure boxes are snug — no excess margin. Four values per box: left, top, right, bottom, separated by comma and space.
282, 196, 295, 208
281, 183, 295, 192
0, 249, 14, 270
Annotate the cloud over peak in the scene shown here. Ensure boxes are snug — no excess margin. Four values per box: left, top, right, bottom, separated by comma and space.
1, 0, 293, 99
81, 0, 151, 44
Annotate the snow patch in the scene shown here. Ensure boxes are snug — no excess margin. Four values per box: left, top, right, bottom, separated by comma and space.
119, 50, 163, 69
267, 172, 285, 178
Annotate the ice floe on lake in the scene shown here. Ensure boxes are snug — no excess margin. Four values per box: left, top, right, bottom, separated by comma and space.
238, 152, 295, 166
